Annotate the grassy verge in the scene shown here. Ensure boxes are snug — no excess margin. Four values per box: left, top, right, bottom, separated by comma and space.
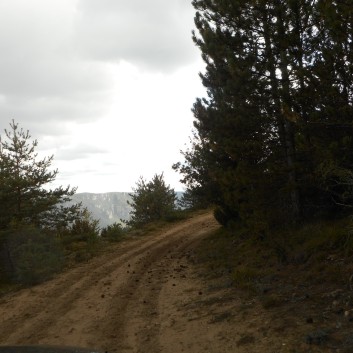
195, 216, 353, 352
197, 217, 353, 293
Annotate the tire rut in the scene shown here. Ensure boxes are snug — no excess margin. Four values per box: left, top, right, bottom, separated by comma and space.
0, 212, 219, 352
1, 233, 175, 343
102, 216, 218, 353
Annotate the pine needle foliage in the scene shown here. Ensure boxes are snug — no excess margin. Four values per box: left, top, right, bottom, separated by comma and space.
176, 0, 353, 230
127, 173, 177, 228
0, 120, 82, 231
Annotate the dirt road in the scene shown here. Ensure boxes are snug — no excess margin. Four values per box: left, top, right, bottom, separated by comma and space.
0, 212, 221, 353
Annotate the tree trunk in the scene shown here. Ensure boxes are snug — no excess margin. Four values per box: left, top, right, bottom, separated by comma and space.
262, 4, 301, 223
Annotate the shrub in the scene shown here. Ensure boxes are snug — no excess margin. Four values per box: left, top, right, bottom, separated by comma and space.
127, 173, 177, 227
213, 206, 238, 226
0, 225, 64, 285
101, 222, 126, 242
58, 210, 103, 262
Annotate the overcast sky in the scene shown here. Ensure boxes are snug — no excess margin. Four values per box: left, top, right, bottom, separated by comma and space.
0, 0, 205, 192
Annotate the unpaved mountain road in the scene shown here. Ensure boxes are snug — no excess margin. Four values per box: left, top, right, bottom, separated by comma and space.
0, 212, 221, 353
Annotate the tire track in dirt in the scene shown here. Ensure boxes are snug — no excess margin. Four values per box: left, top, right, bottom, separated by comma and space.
0, 238, 152, 340
124, 236, 203, 353
99, 214, 219, 353
102, 235, 199, 352
0, 237, 159, 343
0, 212, 219, 352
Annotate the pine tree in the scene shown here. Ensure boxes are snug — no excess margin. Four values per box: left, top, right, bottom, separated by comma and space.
0, 120, 82, 230
127, 173, 177, 227
189, 0, 296, 227
175, 0, 353, 230
173, 131, 220, 209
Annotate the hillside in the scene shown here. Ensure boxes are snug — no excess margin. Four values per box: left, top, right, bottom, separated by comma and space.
70, 192, 133, 228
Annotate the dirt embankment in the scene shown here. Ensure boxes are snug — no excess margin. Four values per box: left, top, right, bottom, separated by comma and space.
0, 212, 225, 353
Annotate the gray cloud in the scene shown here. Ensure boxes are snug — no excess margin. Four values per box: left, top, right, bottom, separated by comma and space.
0, 0, 198, 137
55, 143, 107, 161
0, 1, 201, 192
0, 1, 113, 134
0, 91, 111, 138
74, 0, 197, 72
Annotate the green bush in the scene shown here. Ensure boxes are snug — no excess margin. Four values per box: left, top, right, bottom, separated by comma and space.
101, 222, 126, 242
69, 210, 100, 240
163, 209, 189, 222
60, 210, 102, 259
0, 226, 64, 285
127, 173, 177, 227
214, 206, 241, 226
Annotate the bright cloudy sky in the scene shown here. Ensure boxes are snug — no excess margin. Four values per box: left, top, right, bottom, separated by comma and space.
0, 0, 205, 192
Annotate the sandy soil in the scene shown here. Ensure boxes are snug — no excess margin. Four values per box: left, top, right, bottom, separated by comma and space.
0, 212, 224, 353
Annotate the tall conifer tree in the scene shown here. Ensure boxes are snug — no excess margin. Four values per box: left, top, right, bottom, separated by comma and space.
0, 120, 82, 230
176, 0, 353, 229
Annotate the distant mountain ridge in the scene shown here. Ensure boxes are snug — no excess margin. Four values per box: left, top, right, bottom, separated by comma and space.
71, 191, 184, 228
71, 192, 133, 228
